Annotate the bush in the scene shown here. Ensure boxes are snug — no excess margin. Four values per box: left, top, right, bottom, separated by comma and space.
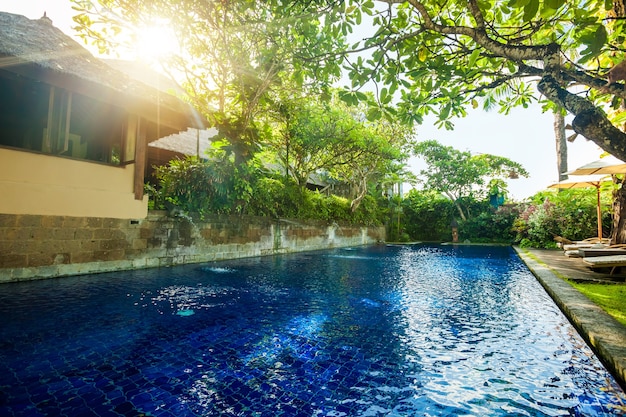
151, 156, 235, 218
248, 177, 301, 218
399, 188, 609, 247
150, 159, 385, 225
156, 159, 615, 243
249, 178, 382, 225
352, 195, 384, 226
459, 204, 520, 243
402, 190, 456, 241
299, 192, 354, 223
514, 189, 612, 248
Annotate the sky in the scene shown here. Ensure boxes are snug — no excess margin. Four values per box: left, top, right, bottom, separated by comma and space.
0, 0, 607, 200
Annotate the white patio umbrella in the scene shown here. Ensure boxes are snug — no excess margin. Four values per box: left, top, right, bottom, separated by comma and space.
566, 155, 626, 176
548, 175, 612, 240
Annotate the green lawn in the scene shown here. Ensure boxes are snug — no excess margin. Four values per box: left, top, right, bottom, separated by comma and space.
567, 281, 626, 327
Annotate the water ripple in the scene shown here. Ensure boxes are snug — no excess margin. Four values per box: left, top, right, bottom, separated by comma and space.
0, 244, 624, 416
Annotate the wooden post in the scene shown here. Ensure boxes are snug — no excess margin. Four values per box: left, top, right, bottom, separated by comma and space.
596, 185, 603, 240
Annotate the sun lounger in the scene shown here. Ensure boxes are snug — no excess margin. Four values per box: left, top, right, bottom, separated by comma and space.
582, 255, 626, 274
563, 243, 608, 256
578, 247, 626, 257
565, 244, 626, 258
555, 236, 609, 247
556, 236, 611, 252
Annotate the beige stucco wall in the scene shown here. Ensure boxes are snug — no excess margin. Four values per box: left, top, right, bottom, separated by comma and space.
0, 148, 147, 219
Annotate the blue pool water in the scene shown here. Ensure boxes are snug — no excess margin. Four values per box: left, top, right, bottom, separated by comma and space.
0, 244, 624, 416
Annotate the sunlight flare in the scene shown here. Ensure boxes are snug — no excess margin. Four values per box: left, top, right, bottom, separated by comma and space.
135, 19, 179, 61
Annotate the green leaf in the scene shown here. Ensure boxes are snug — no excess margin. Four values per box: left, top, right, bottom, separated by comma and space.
439, 104, 451, 120
508, 0, 531, 8
545, 0, 565, 9
468, 49, 480, 67
367, 107, 383, 121
506, 61, 517, 73
363, 0, 375, 11
539, 4, 557, 18
355, 91, 368, 101
380, 87, 389, 104
523, 0, 539, 21
592, 25, 608, 53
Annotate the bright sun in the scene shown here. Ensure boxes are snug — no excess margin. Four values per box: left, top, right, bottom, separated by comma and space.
135, 20, 179, 61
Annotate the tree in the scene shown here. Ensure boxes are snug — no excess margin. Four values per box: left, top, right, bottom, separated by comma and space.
271, 98, 365, 187
151, 156, 236, 217
71, 0, 346, 166
325, 101, 415, 211
319, 0, 626, 240
333, 1, 626, 151
267, 93, 414, 211
72, 1, 415, 217
414, 140, 528, 221
74, 1, 626, 237
402, 189, 457, 241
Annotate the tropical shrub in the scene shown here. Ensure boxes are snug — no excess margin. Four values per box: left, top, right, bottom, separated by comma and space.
459, 204, 521, 243
514, 189, 612, 248
298, 192, 354, 223
150, 156, 234, 217
352, 195, 384, 226
402, 190, 457, 241
520, 199, 561, 248
149, 158, 384, 225
248, 177, 301, 218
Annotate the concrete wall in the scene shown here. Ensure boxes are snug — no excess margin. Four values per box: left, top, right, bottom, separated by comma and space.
0, 147, 148, 219
0, 211, 385, 283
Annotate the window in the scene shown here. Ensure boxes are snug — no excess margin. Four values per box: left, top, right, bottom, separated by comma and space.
0, 71, 136, 165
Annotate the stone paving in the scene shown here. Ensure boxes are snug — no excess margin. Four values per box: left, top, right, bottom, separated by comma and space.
514, 247, 626, 390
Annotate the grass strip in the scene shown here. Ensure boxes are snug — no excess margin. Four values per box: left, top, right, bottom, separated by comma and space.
519, 248, 626, 327
566, 281, 626, 327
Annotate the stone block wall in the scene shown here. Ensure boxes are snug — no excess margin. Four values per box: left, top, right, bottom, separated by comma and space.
0, 212, 385, 283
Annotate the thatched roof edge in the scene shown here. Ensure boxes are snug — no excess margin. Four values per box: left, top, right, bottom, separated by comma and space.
0, 11, 205, 128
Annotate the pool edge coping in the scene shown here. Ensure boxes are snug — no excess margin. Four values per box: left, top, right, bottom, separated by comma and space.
513, 246, 626, 391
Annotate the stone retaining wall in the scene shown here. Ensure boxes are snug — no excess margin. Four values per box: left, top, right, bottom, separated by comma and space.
0, 211, 385, 283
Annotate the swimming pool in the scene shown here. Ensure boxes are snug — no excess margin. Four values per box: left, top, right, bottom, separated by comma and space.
0, 244, 624, 416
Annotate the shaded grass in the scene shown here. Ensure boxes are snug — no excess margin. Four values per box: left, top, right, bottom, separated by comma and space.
567, 281, 626, 327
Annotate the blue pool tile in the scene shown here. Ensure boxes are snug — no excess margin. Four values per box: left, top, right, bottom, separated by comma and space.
0, 245, 625, 416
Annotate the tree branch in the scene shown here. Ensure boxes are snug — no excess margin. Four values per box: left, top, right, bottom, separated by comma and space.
538, 75, 626, 160
378, 0, 560, 64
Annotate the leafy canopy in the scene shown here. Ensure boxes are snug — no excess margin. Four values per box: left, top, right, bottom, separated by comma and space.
71, 0, 349, 166
321, 0, 626, 161
72, 0, 626, 161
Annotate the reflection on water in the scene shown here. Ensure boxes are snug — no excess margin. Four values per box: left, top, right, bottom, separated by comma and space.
0, 244, 624, 416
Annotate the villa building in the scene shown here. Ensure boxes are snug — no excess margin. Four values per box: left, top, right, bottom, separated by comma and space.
0, 11, 205, 219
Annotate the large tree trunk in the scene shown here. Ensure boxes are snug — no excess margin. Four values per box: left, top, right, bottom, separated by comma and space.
611, 184, 626, 244
607, 0, 626, 244
554, 110, 568, 181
